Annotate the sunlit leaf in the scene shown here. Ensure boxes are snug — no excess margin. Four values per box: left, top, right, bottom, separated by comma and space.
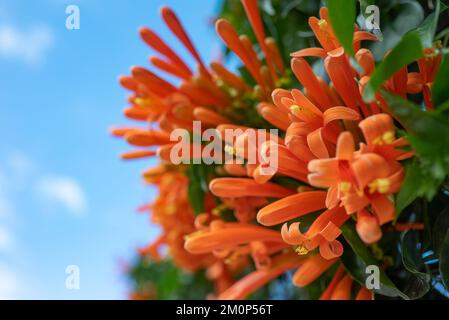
395, 161, 428, 220
363, 32, 423, 102
382, 92, 449, 200
432, 53, 449, 109
326, 0, 356, 57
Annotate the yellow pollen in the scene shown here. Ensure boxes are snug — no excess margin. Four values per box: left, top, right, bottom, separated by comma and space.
369, 178, 390, 194
382, 131, 395, 144
318, 19, 328, 30
211, 204, 228, 216
339, 182, 351, 195
373, 131, 395, 145
295, 245, 309, 255
134, 97, 152, 108
290, 105, 302, 115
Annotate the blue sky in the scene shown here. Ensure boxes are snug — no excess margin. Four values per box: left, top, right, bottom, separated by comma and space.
0, 0, 220, 299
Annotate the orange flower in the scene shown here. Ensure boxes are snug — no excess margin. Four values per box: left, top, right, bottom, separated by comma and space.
114, 1, 442, 300
307, 113, 409, 243
217, 252, 303, 300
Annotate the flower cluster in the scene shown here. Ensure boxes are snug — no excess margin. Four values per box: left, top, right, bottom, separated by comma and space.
112, 1, 444, 300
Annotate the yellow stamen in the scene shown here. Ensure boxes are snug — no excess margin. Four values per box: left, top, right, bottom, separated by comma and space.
373, 131, 395, 145
289, 104, 302, 115
318, 19, 328, 30
339, 182, 351, 196
382, 131, 395, 144
134, 97, 152, 108
368, 178, 390, 194
295, 245, 309, 255
211, 204, 228, 216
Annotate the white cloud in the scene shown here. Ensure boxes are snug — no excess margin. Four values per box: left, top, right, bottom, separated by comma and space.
0, 170, 13, 219
0, 24, 53, 65
37, 176, 87, 216
6, 152, 33, 176
0, 263, 21, 299
0, 225, 13, 252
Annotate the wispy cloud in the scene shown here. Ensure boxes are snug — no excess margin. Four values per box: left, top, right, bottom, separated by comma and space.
0, 170, 13, 219
0, 24, 54, 65
0, 263, 21, 300
37, 176, 88, 216
0, 225, 13, 252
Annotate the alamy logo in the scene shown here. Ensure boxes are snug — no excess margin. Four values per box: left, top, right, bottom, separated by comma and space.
364, 5, 380, 31
65, 265, 80, 290
65, 5, 80, 30
169, 121, 279, 176
365, 265, 380, 290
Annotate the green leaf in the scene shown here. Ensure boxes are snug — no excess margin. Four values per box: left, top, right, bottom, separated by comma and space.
432, 53, 449, 108
363, 32, 424, 102
395, 161, 425, 220
382, 92, 449, 200
400, 231, 431, 299
384, 90, 449, 141
281, 0, 304, 17
439, 229, 449, 290
340, 221, 408, 299
326, 0, 356, 57
411, 0, 443, 48
358, 0, 375, 19
432, 206, 449, 256
186, 164, 210, 215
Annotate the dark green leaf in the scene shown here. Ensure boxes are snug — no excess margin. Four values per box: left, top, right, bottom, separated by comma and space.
186, 165, 208, 215
359, 0, 376, 19
281, 0, 304, 17
383, 91, 449, 148
400, 231, 431, 299
433, 206, 449, 256
439, 229, 449, 290
382, 92, 449, 200
395, 161, 425, 220
326, 0, 356, 57
363, 32, 424, 102
340, 221, 408, 299
432, 53, 449, 108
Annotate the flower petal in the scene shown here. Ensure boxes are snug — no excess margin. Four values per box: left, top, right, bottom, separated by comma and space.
257, 191, 327, 226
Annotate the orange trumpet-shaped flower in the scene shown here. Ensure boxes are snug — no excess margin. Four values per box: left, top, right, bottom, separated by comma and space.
329, 275, 353, 300
257, 191, 327, 226
209, 178, 295, 199
307, 113, 408, 243
319, 265, 345, 300
280, 207, 349, 259
217, 252, 304, 300
184, 222, 284, 254
292, 254, 337, 287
